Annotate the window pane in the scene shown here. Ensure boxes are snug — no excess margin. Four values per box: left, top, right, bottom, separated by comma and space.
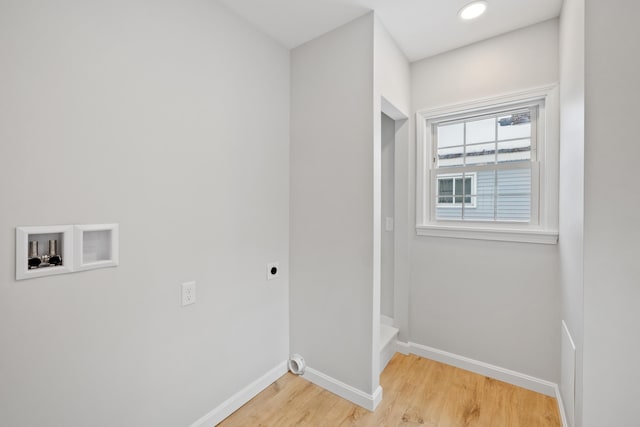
498, 112, 531, 140
496, 169, 531, 221
464, 178, 472, 195
437, 123, 464, 148
438, 178, 453, 196
438, 145, 464, 167
435, 196, 462, 220
452, 195, 476, 212
430, 106, 537, 224
436, 173, 477, 220
463, 170, 495, 221
497, 139, 531, 163
454, 178, 462, 193
453, 177, 473, 197
466, 118, 495, 144
465, 142, 495, 165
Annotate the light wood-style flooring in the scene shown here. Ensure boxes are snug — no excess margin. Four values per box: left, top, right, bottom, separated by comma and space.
218, 353, 561, 427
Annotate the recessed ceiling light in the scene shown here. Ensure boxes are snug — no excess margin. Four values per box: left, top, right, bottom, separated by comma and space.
459, 1, 488, 20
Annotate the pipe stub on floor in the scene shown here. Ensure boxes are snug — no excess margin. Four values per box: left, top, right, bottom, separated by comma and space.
288, 354, 306, 375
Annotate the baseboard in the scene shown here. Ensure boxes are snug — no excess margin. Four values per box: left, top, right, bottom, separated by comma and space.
380, 335, 396, 373
395, 340, 410, 355
554, 384, 569, 427
189, 360, 288, 427
380, 314, 395, 326
303, 367, 383, 411
400, 341, 557, 397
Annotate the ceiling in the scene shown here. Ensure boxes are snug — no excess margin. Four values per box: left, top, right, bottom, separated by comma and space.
218, 0, 563, 62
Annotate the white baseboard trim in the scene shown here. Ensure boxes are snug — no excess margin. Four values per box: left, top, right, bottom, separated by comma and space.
395, 340, 411, 355
400, 341, 557, 397
189, 361, 288, 427
303, 367, 383, 411
380, 314, 395, 326
380, 336, 396, 374
554, 384, 569, 427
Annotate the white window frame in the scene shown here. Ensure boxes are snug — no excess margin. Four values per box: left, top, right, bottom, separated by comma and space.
416, 85, 559, 244
436, 172, 477, 208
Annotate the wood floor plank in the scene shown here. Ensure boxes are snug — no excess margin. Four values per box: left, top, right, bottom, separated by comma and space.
370, 355, 421, 427
218, 353, 561, 427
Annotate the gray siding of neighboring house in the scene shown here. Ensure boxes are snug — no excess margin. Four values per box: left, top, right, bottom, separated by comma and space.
436, 168, 531, 221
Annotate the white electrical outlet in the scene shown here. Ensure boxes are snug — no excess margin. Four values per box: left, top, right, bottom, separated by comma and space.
267, 262, 280, 280
181, 281, 196, 306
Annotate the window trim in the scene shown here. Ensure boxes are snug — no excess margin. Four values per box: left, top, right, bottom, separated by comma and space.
415, 85, 559, 244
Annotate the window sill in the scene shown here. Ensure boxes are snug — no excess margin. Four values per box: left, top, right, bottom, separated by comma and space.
416, 224, 558, 245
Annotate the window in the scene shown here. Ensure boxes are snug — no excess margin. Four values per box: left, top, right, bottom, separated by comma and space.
437, 173, 476, 207
434, 107, 534, 222
416, 86, 559, 244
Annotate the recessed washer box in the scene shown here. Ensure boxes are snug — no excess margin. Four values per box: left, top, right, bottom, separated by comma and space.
16, 225, 74, 280
74, 224, 119, 272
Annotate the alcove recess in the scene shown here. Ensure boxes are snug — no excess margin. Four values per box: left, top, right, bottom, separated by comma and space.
15, 223, 119, 280
74, 224, 119, 272
16, 225, 74, 280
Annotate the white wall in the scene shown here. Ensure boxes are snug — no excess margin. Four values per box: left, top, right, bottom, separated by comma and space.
583, 1, 640, 424
380, 113, 395, 318
373, 16, 411, 117
409, 19, 561, 382
290, 13, 377, 395
0, 1, 290, 426
373, 15, 411, 342
559, 0, 584, 424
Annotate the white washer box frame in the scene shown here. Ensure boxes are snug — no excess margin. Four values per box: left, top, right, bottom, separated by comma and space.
74, 224, 119, 271
16, 225, 74, 280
